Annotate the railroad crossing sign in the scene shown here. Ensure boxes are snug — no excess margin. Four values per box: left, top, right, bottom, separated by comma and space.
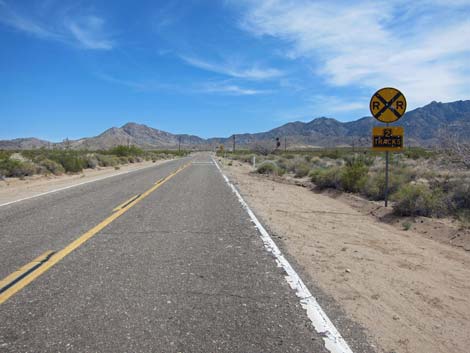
372, 126, 404, 151
370, 87, 407, 123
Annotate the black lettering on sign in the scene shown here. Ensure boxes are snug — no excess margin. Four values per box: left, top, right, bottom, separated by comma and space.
372, 101, 381, 110
373, 129, 403, 149
396, 101, 404, 110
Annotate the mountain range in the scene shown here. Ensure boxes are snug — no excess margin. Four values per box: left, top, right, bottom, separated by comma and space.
1, 100, 469, 150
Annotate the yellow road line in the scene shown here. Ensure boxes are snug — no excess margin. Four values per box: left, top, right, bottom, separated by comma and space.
0, 163, 191, 305
112, 194, 139, 212
154, 178, 164, 185
0, 251, 55, 291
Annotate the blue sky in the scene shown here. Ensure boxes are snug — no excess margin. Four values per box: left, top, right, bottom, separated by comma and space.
1, 0, 470, 141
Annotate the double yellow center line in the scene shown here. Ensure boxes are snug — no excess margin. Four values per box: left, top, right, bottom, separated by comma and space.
0, 163, 190, 304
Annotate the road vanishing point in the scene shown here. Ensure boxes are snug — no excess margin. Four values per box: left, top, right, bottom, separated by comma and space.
0, 153, 358, 353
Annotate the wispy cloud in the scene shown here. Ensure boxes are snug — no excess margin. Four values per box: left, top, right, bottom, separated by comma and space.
199, 81, 271, 95
0, 2, 114, 50
236, 0, 470, 106
65, 16, 114, 50
180, 55, 283, 80
0, 1, 58, 39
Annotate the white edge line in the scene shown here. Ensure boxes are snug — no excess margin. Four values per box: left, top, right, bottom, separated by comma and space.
0, 158, 181, 208
212, 157, 354, 353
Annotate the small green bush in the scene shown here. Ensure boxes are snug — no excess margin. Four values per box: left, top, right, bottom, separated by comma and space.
392, 184, 447, 217
294, 163, 311, 178
256, 161, 285, 176
449, 180, 470, 210
96, 154, 119, 167
310, 167, 342, 189
339, 155, 369, 192
84, 155, 99, 169
38, 159, 65, 175
60, 156, 86, 173
362, 170, 413, 201
0, 159, 37, 177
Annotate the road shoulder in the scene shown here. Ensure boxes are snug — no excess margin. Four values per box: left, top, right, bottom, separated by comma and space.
220, 159, 470, 353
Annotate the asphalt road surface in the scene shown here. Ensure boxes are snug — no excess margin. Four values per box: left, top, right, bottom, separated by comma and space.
0, 153, 341, 353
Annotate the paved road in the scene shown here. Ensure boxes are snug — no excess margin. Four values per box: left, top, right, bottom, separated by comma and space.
0, 153, 333, 352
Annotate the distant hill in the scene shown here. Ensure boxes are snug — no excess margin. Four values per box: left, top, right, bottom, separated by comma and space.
214, 100, 470, 148
0, 138, 51, 150
1, 100, 469, 150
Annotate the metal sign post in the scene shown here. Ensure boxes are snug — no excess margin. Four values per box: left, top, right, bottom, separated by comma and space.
385, 149, 390, 207
370, 87, 407, 207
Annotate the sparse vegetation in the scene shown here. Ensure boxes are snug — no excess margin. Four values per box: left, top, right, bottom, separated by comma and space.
224, 147, 470, 226
0, 146, 188, 178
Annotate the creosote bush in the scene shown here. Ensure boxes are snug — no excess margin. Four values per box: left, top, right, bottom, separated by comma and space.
256, 161, 285, 176
310, 167, 342, 189
391, 184, 446, 217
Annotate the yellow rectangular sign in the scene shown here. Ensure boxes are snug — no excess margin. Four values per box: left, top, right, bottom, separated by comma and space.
372, 126, 404, 151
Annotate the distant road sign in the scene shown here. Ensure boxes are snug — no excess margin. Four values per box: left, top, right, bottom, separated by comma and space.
372, 126, 404, 151
370, 87, 407, 123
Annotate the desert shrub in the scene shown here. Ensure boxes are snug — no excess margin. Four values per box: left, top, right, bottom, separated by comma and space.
58, 156, 86, 173
239, 154, 255, 164
96, 154, 119, 167
457, 210, 470, 228
450, 180, 470, 209
310, 167, 342, 189
340, 156, 369, 192
304, 155, 313, 162
392, 184, 447, 217
108, 145, 144, 157
84, 155, 99, 169
0, 159, 37, 177
0, 150, 12, 160
362, 169, 414, 201
119, 156, 130, 164
256, 161, 285, 176
294, 163, 311, 178
38, 159, 65, 175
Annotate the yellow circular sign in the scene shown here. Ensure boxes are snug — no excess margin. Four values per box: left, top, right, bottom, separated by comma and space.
370, 87, 407, 123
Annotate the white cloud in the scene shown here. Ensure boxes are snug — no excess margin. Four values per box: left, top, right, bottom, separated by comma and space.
236, 0, 470, 106
199, 81, 271, 95
0, 2, 114, 50
180, 55, 283, 80
0, 1, 58, 39
65, 16, 114, 50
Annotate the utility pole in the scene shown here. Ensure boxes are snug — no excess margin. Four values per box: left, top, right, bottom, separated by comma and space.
232, 135, 236, 152
178, 136, 181, 153
284, 137, 287, 152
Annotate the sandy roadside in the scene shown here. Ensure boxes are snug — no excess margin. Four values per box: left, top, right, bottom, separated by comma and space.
0, 159, 175, 206
220, 159, 470, 353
